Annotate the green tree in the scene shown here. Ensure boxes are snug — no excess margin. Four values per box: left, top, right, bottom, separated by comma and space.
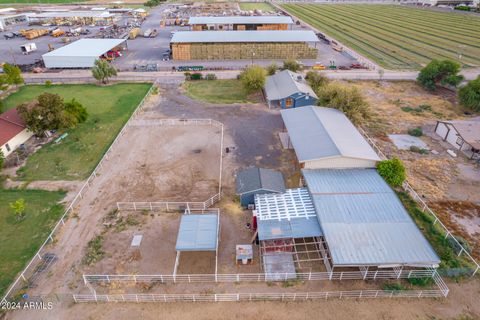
64, 99, 88, 123
316, 81, 370, 124
239, 65, 267, 93
305, 71, 329, 93
282, 59, 302, 72
92, 60, 117, 84
0, 149, 4, 170
17, 93, 73, 135
10, 198, 26, 220
266, 63, 278, 76
417, 59, 464, 91
458, 76, 480, 112
2, 63, 24, 86
377, 158, 406, 187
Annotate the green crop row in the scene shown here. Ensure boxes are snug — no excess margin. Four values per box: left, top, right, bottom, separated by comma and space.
282, 4, 480, 70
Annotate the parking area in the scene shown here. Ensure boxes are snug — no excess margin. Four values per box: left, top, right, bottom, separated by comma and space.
0, 4, 356, 72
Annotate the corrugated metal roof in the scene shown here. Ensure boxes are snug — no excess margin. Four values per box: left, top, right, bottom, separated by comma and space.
42, 39, 126, 58
303, 169, 440, 267
32, 11, 114, 18
236, 167, 285, 195
258, 217, 322, 240
175, 214, 218, 251
188, 16, 294, 25
280, 106, 381, 163
264, 70, 318, 101
170, 30, 319, 43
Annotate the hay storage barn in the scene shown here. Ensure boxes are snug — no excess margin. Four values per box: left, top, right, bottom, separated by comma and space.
188, 16, 293, 31
42, 38, 127, 68
281, 106, 380, 169
170, 30, 318, 60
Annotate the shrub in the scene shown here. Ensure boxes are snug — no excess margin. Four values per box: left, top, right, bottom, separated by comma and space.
407, 127, 423, 137
455, 5, 470, 11
0, 149, 4, 170
409, 146, 429, 154
205, 73, 217, 80
377, 158, 406, 187
383, 283, 405, 291
407, 277, 433, 287
190, 73, 203, 80
184, 72, 191, 80
316, 81, 370, 124
83, 235, 104, 265
458, 76, 480, 112
266, 63, 278, 76
239, 65, 267, 93
45, 80, 52, 87
417, 59, 464, 91
305, 71, 329, 93
282, 59, 302, 72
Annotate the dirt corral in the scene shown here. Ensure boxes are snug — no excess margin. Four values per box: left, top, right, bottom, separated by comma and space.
104, 124, 222, 202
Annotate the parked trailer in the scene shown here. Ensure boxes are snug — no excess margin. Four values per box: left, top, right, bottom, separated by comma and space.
51, 28, 65, 37
20, 43, 37, 55
142, 28, 152, 37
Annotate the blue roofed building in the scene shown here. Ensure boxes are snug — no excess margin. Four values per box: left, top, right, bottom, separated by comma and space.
264, 70, 318, 109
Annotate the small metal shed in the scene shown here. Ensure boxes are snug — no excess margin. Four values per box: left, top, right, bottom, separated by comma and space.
236, 167, 286, 207
173, 213, 220, 276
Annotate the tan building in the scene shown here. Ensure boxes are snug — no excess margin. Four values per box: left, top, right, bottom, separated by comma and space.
188, 16, 293, 31
0, 109, 33, 157
170, 30, 318, 60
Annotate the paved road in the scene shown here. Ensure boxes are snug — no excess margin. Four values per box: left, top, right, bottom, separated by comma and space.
22, 68, 480, 83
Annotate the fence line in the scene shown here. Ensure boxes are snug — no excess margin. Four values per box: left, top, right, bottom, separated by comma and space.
83, 269, 438, 285
358, 127, 480, 276
117, 118, 224, 212
24, 76, 182, 84
73, 288, 446, 303
0, 84, 156, 304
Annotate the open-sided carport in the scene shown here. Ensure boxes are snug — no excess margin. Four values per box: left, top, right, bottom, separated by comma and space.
42, 38, 127, 69
173, 212, 220, 277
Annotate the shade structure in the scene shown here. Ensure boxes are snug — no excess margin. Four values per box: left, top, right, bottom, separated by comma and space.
42, 38, 126, 68
175, 214, 219, 252
302, 169, 440, 267
188, 16, 294, 25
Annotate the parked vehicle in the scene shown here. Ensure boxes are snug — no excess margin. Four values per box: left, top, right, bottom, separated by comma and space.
313, 63, 326, 70
20, 43, 37, 55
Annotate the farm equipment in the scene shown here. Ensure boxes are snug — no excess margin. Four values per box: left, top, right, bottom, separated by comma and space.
48, 44, 55, 52
20, 43, 37, 55
176, 65, 204, 72
350, 63, 368, 69
328, 60, 337, 70
51, 28, 65, 37
312, 63, 326, 70
133, 64, 157, 72
149, 29, 158, 38
21, 29, 48, 40
142, 28, 152, 37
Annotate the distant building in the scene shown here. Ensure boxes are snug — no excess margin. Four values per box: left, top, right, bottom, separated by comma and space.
0, 109, 33, 157
236, 167, 286, 207
28, 11, 116, 26
280, 106, 380, 169
170, 30, 318, 60
435, 120, 480, 159
264, 70, 317, 109
188, 16, 293, 31
0, 13, 29, 31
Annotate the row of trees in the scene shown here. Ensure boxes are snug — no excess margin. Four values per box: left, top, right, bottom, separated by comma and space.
417, 59, 480, 112
0, 64, 24, 113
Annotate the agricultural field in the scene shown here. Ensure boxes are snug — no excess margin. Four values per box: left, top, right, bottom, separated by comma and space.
281, 4, 480, 70
238, 2, 276, 12
0, 189, 65, 296
3, 83, 151, 181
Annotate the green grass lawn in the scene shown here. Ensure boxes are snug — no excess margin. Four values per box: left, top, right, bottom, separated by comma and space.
183, 79, 255, 104
3, 83, 151, 181
0, 189, 66, 297
281, 4, 480, 70
239, 2, 275, 11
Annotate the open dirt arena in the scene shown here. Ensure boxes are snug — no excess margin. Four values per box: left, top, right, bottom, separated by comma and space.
105, 124, 221, 202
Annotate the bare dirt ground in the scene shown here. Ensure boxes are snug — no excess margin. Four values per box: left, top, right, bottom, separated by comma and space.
355, 81, 480, 259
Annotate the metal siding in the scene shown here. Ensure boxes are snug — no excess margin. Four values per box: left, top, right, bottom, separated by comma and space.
303, 169, 440, 266
280, 106, 380, 163
303, 157, 377, 169
175, 214, 218, 251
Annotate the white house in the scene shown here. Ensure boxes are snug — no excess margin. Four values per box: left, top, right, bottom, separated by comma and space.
280, 106, 381, 169
0, 108, 33, 157
435, 120, 480, 159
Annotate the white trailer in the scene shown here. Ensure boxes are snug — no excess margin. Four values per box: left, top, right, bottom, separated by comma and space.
20, 43, 37, 55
